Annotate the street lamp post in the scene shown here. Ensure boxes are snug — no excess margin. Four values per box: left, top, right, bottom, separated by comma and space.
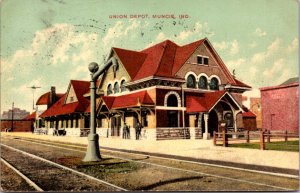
83, 58, 118, 162
83, 62, 102, 162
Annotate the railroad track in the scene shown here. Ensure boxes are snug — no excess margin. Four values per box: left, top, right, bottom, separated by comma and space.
1, 136, 298, 191
1, 144, 127, 191
4, 136, 299, 178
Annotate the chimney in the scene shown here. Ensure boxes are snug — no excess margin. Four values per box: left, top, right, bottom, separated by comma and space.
48, 86, 56, 108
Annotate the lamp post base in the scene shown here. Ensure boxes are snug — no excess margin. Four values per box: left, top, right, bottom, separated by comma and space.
83, 133, 101, 162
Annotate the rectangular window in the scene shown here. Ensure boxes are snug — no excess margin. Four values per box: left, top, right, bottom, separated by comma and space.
197, 56, 203, 64
70, 96, 74, 102
197, 55, 209, 65
203, 57, 209, 65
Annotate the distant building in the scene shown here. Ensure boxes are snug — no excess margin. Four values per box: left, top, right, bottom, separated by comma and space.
260, 77, 299, 133
1, 107, 29, 120
0, 107, 32, 132
249, 97, 262, 129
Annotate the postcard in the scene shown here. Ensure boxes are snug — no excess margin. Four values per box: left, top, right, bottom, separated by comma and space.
0, 0, 299, 192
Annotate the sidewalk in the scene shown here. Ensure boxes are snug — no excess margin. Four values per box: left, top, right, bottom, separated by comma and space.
1, 132, 299, 171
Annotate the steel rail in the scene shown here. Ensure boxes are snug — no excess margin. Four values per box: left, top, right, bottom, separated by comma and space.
1, 144, 128, 191
1, 158, 44, 191
1, 138, 295, 191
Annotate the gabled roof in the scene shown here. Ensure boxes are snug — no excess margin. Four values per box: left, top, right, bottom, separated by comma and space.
242, 111, 256, 118
39, 80, 90, 118
186, 91, 226, 113
23, 111, 36, 120
36, 92, 64, 105
101, 90, 154, 110
112, 38, 250, 88
232, 78, 251, 88
280, 77, 299, 85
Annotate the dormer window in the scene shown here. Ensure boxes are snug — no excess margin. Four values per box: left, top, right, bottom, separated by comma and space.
197, 55, 209, 65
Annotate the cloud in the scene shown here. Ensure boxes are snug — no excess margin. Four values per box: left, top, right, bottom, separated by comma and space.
249, 41, 257, 48
287, 38, 298, 53
251, 38, 281, 64
213, 41, 228, 51
213, 39, 239, 55
229, 40, 239, 55
262, 58, 285, 79
102, 20, 140, 49
253, 28, 267, 37
226, 58, 246, 69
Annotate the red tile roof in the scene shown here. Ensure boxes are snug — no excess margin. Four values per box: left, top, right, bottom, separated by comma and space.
242, 111, 256, 118
113, 38, 250, 88
23, 111, 36, 120
36, 92, 64, 105
113, 48, 147, 79
101, 90, 154, 110
39, 80, 90, 117
232, 78, 251, 88
186, 91, 226, 113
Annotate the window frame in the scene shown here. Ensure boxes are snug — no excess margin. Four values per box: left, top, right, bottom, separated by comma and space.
197, 55, 209, 65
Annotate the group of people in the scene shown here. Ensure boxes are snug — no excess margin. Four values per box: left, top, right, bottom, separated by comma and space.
122, 122, 143, 140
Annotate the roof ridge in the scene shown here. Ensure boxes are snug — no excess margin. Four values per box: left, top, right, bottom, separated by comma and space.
153, 40, 178, 77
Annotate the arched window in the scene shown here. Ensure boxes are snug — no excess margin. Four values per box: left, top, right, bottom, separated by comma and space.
114, 82, 119, 93
224, 112, 233, 127
209, 77, 219, 90
167, 94, 178, 107
187, 75, 196, 88
120, 80, 126, 92
107, 84, 113, 95
198, 76, 208, 89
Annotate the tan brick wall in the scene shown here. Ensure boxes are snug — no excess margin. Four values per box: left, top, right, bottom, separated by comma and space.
99, 53, 131, 95
147, 113, 156, 128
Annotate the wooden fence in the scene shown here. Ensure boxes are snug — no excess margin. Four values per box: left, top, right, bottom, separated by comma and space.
213, 130, 299, 150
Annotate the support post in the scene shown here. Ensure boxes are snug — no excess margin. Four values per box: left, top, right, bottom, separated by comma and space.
267, 130, 270, 143
284, 130, 288, 142
246, 130, 250, 143
222, 130, 228, 147
260, 130, 265, 150
203, 113, 209, 140
213, 131, 216, 146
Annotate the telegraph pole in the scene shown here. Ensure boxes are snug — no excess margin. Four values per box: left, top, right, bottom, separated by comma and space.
11, 102, 14, 131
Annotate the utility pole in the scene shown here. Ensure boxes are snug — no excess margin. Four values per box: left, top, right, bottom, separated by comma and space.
11, 102, 14, 131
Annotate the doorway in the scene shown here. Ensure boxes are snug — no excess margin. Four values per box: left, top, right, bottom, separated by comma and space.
111, 116, 121, 136
167, 94, 179, 127
208, 110, 218, 137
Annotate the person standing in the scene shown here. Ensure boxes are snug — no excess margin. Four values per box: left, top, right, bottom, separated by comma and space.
122, 122, 127, 139
126, 125, 130, 139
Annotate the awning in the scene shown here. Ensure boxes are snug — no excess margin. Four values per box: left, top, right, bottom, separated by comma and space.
101, 90, 154, 110
186, 91, 243, 113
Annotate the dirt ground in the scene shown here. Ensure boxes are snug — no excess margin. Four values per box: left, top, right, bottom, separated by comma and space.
1, 161, 37, 191
1, 136, 299, 191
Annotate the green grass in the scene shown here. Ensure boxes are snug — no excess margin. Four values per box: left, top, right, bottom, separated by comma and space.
227, 140, 299, 152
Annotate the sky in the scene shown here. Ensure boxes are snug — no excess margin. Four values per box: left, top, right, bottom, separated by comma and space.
0, 0, 298, 113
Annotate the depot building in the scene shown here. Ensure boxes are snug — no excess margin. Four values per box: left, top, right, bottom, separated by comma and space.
37, 38, 252, 140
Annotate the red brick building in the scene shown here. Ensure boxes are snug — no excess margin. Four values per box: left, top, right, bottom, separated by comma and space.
95, 38, 251, 140
260, 77, 299, 133
36, 38, 252, 140
38, 81, 91, 136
